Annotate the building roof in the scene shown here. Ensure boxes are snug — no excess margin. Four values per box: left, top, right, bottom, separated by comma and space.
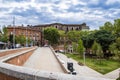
33, 23, 87, 27
7, 26, 41, 32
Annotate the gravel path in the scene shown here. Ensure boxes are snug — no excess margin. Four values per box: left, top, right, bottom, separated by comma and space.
23, 47, 64, 73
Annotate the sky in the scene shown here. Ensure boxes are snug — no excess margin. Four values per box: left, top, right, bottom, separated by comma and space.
0, 0, 120, 30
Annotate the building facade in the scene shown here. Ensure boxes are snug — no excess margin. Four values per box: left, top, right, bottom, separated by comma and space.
31, 23, 89, 31
7, 26, 41, 46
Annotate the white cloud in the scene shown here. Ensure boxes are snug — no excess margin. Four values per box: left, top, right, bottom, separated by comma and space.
106, 0, 120, 5
88, 0, 100, 5
0, 0, 120, 30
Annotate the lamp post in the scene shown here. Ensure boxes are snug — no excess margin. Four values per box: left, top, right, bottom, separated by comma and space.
119, 69, 120, 79
26, 27, 28, 47
83, 51, 86, 65
13, 16, 15, 48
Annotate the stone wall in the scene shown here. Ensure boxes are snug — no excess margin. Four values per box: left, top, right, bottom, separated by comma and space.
0, 62, 113, 80
0, 47, 34, 57
6, 49, 35, 66
49, 46, 69, 73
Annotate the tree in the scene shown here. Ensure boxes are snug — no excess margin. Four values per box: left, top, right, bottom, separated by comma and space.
92, 41, 99, 55
115, 37, 120, 61
109, 43, 117, 54
9, 34, 13, 43
44, 27, 60, 45
58, 30, 66, 44
96, 43, 103, 58
16, 35, 26, 46
0, 27, 8, 42
82, 31, 95, 53
114, 19, 120, 37
94, 30, 115, 54
116, 37, 120, 50
77, 39, 84, 56
100, 22, 113, 33
67, 30, 80, 42
72, 42, 77, 53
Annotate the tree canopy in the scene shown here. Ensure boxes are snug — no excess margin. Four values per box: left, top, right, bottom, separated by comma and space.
67, 30, 80, 42
94, 30, 115, 53
77, 39, 84, 55
44, 27, 60, 45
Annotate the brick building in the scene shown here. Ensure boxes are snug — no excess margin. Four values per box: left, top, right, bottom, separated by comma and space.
7, 26, 41, 46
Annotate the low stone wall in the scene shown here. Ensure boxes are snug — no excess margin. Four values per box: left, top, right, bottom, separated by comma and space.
0, 72, 21, 80
6, 49, 35, 66
0, 47, 34, 57
49, 46, 69, 73
0, 62, 114, 80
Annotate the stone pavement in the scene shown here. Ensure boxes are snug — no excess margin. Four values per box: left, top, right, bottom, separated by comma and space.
104, 68, 120, 79
56, 53, 119, 80
23, 47, 64, 73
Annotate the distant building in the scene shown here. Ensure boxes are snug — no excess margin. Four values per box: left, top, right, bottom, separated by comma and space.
31, 23, 89, 32
7, 26, 42, 46
6, 23, 89, 46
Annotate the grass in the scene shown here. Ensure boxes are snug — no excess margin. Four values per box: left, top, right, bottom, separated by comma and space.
117, 77, 120, 80
65, 53, 120, 74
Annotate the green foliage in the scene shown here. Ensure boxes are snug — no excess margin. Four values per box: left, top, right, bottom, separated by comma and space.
67, 30, 80, 42
0, 35, 8, 42
92, 41, 99, 54
9, 34, 13, 43
72, 42, 77, 52
44, 27, 60, 45
100, 22, 113, 33
116, 77, 120, 80
109, 43, 117, 54
96, 43, 103, 57
82, 31, 95, 49
94, 30, 115, 53
116, 37, 120, 50
3, 27, 8, 35
77, 39, 84, 55
16, 35, 26, 45
58, 30, 66, 44
27, 37, 31, 44
58, 30, 65, 37
114, 19, 120, 37
0, 27, 8, 42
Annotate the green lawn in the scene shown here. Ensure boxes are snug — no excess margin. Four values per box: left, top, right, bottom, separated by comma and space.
117, 77, 120, 80
65, 53, 120, 74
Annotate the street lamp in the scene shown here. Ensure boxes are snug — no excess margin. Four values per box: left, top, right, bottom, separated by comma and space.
119, 69, 120, 79
13, 16, 15, 48
83, 51, 86, 65
26, 27, 28, 47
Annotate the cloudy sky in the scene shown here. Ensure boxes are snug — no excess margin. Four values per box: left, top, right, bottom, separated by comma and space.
0, 0, 120, 30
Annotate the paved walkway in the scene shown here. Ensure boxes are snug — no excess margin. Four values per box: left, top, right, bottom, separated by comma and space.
56, 53, 119, 80
23, 47, 64, 73
56, 53, 105, 78
105, 68, 120, 79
